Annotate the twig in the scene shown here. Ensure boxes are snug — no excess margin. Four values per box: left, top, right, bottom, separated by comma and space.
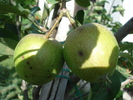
114, 17, 133, 43
26, 16, 44, 33
45, 11, 64, 38
65, 10, 77, 29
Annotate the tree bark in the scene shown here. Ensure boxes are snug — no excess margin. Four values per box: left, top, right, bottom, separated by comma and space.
114, 17, 133, 43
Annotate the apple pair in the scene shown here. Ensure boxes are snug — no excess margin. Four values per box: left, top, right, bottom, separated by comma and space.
13, 23, 119, 85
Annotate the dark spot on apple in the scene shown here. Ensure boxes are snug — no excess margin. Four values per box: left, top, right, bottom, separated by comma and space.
29, 67, 32, 69
22, 56, 24, 59
78, 51, 84, 57
26, 61, 30, 65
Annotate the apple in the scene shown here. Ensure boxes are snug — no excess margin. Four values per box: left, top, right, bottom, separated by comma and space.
63, 23, 119, 83
13, 34, 64, 85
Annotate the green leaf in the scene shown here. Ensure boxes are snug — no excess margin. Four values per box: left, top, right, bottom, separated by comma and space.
119, 42, 133, 52
89, 71, 121, 100
4, 23, 19, 35
0, 43, 14, 56
15, 0, 36, 8
75, 0, 90, 7
0, 28, 18, 41
117, 58, 133, 78
0, 55, 9, 62
31, 6, 40, 15
119, 53, 133, 66
75, 10, 84, 25
46, 0, 61, 4
113, 5, 125, 16
89, 82, 109, 100
0, 66, 10, 86
107, 71, 122, 100
0, 28, 19, 49
0, 3, 30, 17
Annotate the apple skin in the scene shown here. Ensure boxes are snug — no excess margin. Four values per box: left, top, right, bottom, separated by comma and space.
13, 34, 64, 85
63, 23, 119, 83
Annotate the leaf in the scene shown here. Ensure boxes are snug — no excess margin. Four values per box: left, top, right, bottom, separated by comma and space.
89, 71, 121, 100
75, 10, 84, 25
0, 28, 19, 49
31, 6, 40, 15
0, 66, 10, 86
0, 43, 14, 57
113, 5, 125, 16
46, 0, 61, 4
107, 71, 122, 100
4, 23, 19, 35
89, 82, 109, 100
90, 0, 96, 3
0, 3, 30, 18
119, 42, 133, 52
15, 0, 36, 8
75, 0, 90, 7
0, 55, 9, 62
119, 53, 133, 66
117, 58, 133, 78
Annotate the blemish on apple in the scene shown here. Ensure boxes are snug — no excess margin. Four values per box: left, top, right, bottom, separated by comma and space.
78, 51, 84, 57
26, 61, 30, 65
22, 56, 24, 59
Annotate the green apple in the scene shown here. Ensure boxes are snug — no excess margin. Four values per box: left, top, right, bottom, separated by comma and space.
63, 23, 119, 83
13, 34, 64, 85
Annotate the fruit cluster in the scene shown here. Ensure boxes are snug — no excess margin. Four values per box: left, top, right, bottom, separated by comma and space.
13, 23, 119, 85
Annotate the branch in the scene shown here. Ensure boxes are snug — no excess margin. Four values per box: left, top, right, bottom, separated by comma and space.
45, 11, 64, 38
114, 17, 133, 43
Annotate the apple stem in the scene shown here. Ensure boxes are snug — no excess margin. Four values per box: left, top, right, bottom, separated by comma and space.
61, 0, 77, 29
45, 11, 64, 38
45, 0, 77, 38
65, 10, 77, 29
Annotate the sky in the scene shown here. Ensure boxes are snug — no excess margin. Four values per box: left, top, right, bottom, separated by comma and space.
119, 0, 133, 42
105, 0, 133, 42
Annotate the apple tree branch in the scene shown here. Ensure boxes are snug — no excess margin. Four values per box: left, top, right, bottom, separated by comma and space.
114, 17, 133, 43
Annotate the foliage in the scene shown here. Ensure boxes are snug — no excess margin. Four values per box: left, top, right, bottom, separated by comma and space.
84, 0, 124, 33
0, 0, 133, 100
